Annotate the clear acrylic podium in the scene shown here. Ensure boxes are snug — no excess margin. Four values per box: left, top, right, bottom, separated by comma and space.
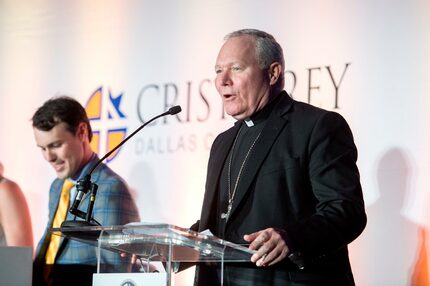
52, 222, 254, 285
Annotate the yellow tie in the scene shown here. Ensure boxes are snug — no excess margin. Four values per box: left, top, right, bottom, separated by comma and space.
45, 179, 74, 264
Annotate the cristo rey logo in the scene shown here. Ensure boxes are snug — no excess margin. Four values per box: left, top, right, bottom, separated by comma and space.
85, 86, 127, 162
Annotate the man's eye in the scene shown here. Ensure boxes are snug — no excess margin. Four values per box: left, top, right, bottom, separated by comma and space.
232, 66, 241, 71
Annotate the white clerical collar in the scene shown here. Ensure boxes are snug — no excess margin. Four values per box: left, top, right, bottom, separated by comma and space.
244, 118, 254, 127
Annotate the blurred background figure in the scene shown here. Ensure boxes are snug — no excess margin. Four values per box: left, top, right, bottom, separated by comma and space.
0, 160, 34, 247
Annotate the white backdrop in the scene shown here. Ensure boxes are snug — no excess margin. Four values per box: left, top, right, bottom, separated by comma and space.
1, 1, 429, 285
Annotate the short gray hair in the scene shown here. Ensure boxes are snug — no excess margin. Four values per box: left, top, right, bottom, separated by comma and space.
225, 29, 285, 91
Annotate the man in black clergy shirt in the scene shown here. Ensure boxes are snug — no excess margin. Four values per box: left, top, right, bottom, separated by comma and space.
191, 29, 366, 286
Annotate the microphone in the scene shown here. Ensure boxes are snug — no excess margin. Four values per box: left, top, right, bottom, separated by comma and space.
167, 105, 182, 115
63, 105, 182, 227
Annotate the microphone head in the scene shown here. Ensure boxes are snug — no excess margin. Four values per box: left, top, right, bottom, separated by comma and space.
169, 105, 182, 115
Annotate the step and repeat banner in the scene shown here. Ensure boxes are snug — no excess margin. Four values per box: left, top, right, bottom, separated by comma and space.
1, 0, 429, 285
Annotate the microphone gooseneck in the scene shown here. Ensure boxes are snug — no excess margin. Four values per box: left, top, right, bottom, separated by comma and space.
63, 105, 182, 227
87, 105, 182, 176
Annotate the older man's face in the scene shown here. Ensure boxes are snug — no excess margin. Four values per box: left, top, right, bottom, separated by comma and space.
214, 35, 272, 120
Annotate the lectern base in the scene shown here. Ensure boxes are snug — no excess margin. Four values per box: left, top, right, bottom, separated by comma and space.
93, 273, 167, 286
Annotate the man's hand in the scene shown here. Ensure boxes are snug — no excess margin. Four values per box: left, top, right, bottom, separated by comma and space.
244, 228, 290, 267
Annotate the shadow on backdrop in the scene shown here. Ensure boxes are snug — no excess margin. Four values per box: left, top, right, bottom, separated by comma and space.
351, 148, 429, 285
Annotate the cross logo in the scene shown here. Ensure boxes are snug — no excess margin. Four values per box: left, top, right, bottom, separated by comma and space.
85, 86, 128, 162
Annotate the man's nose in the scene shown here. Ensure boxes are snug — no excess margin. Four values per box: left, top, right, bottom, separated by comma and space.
218, 71, 233, 86
44, 150, 57, 162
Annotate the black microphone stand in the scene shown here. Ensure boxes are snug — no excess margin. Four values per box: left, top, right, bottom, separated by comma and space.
61, 105, 182, 228
61, 175, 99, 227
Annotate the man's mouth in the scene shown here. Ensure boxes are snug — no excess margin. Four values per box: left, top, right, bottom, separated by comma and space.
52, 162, 65, 172
223, 93, 235, 100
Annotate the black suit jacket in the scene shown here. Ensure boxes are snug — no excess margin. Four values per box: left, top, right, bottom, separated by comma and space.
193, 92, 366, 285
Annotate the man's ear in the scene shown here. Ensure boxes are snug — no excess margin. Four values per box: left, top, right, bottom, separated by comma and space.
268, 62, 282, 86
77, 122, 88, 141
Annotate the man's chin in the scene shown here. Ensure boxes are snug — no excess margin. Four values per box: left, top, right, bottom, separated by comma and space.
56, 171, 69, 180
225, 108, 244, 120
229, 112, 248, 121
